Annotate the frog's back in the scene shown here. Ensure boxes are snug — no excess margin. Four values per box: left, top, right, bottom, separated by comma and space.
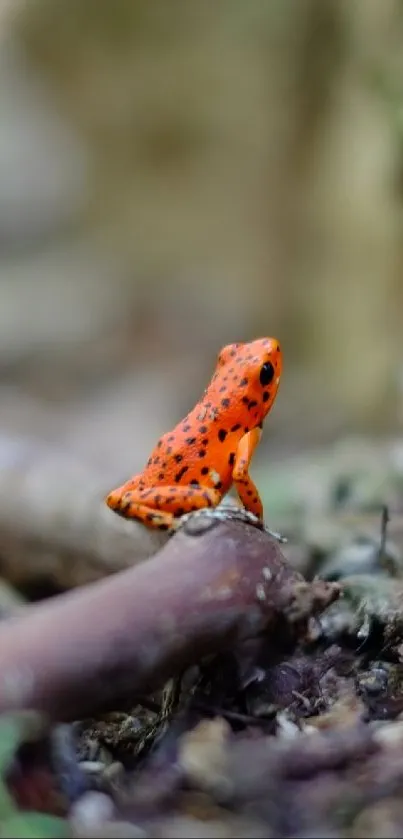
138, 336, 282, 493
137, 402, 237, 493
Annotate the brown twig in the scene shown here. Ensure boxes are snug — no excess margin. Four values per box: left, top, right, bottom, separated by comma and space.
0, 514, 339, 722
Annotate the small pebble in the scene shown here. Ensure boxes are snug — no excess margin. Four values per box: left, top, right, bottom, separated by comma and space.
79, 760, 106, 775
70, 791, 115, 832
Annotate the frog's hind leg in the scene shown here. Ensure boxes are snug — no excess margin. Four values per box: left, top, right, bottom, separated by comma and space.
105, 474, 141, 513
109, 484, 221, 530
113, 502, 175, 531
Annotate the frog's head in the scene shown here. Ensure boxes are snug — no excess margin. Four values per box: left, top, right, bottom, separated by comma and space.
215, 336, 282, 425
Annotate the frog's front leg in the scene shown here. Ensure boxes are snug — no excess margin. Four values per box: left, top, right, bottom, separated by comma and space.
232, 427, 264, 520
106, 484, 222, 531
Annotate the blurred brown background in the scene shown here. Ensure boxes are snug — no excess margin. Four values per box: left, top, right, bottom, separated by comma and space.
1, 0, 403, 486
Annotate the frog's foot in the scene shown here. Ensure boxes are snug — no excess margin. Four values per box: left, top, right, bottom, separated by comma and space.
176, 503, 287, 543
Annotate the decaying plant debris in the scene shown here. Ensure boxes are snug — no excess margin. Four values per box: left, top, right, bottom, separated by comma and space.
4, 439, 403, 836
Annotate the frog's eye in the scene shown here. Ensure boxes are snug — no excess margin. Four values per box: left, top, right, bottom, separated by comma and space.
259, 361, 275, 386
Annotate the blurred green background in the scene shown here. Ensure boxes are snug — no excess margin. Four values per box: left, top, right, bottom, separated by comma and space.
1, 0, 403, 483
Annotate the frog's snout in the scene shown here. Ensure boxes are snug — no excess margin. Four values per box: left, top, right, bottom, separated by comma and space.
265, 336, 282, 378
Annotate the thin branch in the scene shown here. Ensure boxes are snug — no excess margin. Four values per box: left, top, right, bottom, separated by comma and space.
0, 514, 339, 722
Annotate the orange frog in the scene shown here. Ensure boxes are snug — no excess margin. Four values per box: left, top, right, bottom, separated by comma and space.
106, 337, 282, 531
